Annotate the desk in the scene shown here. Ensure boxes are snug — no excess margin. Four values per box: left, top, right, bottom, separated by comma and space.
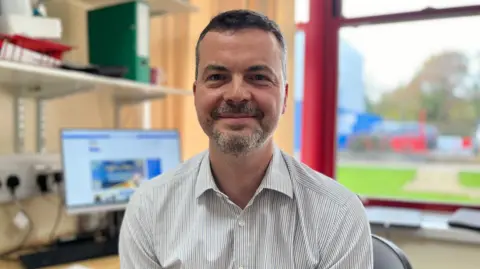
0, 256, 119, 269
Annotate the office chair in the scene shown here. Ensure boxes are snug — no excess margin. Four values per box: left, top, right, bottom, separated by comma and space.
372, 234, 413, 269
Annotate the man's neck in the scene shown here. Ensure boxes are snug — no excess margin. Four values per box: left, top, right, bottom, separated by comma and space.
209, 141, 274, 209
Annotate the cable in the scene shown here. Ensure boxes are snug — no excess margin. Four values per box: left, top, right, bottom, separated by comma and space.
0, 177, 34, 261
48, 195, 63, 243
48, 172, 64, 243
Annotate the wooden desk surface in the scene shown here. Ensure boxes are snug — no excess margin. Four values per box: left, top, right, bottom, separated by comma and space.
0, 256, 119, 269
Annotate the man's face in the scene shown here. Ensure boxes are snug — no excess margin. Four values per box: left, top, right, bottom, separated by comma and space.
194, 29, 288, 155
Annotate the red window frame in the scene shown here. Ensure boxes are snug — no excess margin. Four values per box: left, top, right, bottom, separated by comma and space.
300, 0, 480, 212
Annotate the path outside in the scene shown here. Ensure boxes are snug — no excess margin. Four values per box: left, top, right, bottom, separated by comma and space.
403, 164, 480, 198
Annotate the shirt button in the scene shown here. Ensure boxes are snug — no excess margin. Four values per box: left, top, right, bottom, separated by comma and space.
239, 266, 244, 269
238, 220, 245, 227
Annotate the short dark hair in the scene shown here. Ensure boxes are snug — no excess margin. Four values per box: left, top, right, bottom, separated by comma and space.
195, 9, 287, 81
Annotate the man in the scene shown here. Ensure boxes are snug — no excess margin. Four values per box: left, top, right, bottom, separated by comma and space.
119, 9, 373, 269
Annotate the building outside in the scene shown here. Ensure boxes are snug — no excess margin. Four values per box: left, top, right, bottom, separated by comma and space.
294, 30, 380, 158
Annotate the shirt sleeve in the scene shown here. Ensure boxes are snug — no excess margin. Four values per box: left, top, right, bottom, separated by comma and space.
119, 190, 162, 269
317, 195, 374, 269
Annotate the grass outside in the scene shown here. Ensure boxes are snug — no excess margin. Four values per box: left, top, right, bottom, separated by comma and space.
337, 166, 480, 204
458, 172, 480, 188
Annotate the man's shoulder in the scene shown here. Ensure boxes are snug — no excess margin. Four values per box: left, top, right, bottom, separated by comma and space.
281, 151, 360, 210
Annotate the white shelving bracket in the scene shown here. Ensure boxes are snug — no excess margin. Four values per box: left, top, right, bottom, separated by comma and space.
12, 94, 25, 153
35, 98, 46, 153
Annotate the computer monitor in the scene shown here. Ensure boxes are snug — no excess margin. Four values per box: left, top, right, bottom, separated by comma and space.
60, 129, 181, 214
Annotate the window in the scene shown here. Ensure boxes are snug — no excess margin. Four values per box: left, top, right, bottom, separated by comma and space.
294, 0, 309, 23
335, 16, 480, 207
342, 0, 480, 18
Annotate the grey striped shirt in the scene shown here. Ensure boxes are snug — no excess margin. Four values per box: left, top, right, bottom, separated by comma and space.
119, 147, 373, 268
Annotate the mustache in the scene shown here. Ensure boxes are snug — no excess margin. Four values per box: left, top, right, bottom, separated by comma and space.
211, 102, 264, 120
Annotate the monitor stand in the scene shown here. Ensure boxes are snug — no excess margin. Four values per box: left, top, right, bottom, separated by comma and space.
106, 210, 125, 239
19, 210, 125, 269
56, 210, 125, 246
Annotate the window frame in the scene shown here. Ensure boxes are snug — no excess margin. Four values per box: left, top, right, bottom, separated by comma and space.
300, 0, 480, 212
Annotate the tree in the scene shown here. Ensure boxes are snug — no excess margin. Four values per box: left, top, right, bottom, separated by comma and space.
372, 51, 471, 134
372, 84, 421, 120
414, 51, 468, 123
469, 83, 480, 120
364, 96, 375, 113
464, 53, 480, 121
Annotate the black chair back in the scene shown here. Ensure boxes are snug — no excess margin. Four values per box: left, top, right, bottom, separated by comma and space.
372, 234, 413, 269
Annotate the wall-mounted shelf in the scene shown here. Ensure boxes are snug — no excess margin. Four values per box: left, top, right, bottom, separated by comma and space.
0, 60, 95, 100
77, 0, 198, 15
0, 60, 191, 102
0, 60, 192, 152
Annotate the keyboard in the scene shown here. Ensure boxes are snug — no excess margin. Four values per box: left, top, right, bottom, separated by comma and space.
19, 237, 118, 269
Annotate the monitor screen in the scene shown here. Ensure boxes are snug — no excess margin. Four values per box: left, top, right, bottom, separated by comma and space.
61, 129, 181, 214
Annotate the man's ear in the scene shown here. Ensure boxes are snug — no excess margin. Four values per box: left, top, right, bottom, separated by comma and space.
282, 83, 289, 114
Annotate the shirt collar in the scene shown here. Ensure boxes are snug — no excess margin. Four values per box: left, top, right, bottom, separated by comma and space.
195, 146, 293, 199
195, 151, 220, 198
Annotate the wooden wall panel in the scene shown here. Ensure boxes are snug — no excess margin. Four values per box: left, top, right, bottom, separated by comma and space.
0, 92, 16, 154
150, 14, 190, 132
270, 0, 296, 154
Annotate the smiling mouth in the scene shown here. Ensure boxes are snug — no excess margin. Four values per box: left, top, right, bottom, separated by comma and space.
216, 116, 257, 126
218, 114, 256, 119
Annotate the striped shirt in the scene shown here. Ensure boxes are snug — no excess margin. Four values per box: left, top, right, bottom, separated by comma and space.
119, 147, 373, 268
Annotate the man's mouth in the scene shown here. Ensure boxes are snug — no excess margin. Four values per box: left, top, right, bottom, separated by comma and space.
218, 114, 255, 119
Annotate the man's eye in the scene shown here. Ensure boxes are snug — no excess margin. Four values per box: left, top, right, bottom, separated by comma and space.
251, 74, 267, 81
207, 74, 224, 81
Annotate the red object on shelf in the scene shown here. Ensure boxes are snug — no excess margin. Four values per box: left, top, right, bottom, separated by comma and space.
0, 34, 72, 66
3, 34, 72, 59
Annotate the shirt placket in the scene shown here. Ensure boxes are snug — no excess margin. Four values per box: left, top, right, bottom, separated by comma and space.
233, 209, 250, 269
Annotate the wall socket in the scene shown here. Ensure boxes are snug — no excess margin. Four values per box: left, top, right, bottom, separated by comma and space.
0, 153, 62, 204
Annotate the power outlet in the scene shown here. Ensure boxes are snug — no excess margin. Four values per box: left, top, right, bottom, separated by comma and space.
0, 157, 36, 203
30, 153, 63, 194
30, 153, 62, 172
0, 153, 62, 204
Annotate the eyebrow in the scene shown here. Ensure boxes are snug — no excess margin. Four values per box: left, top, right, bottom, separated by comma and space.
246, 65, 275, 75
204, 64, 229, 72
203, 64, 276, 76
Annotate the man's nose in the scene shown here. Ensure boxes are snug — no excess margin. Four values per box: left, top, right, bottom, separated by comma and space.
223, 76, 251, 102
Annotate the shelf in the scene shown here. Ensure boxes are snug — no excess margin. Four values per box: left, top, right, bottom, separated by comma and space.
0, 60, 192, 102
77, 0, 198, 15
149, 0, 198, 16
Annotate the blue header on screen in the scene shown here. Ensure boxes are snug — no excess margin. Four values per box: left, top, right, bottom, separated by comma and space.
61, 130, 179, 140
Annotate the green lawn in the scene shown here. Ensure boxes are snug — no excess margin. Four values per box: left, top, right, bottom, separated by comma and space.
458, 172, 480, 188
337, 166, 480, 204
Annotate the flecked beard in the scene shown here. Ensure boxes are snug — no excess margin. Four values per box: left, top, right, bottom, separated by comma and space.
211, 126, 267, 157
